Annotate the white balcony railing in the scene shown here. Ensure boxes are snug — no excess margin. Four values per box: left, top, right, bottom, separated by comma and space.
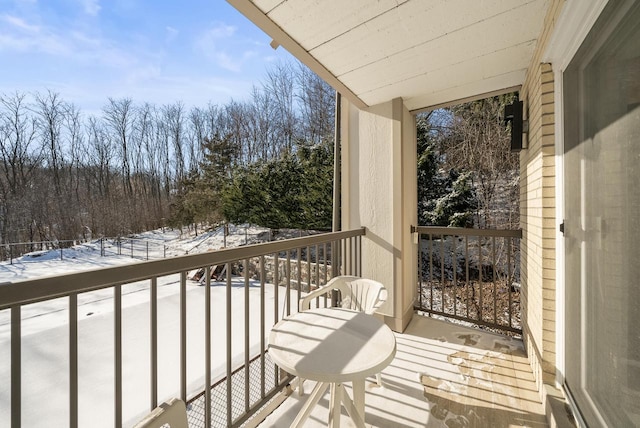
0, 228, 365, 428
413, 226, 522, 335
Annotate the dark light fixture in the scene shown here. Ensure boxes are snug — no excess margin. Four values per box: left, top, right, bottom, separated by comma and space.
504, 98, 528, 152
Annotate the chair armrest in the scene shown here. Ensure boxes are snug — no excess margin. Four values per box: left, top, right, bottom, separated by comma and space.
370, 288, 388, 313
299, 286, 334, 311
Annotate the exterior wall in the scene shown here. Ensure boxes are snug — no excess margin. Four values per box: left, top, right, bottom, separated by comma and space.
341, 97, 417, 332
519, 0, 564, 390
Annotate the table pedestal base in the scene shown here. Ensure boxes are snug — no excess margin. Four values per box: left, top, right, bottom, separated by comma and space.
291, 379, 366, 428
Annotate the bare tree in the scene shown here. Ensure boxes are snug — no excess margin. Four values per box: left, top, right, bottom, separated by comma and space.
103, 97, 135, 197
296, 63, 335, 145
34, 90, 65, 196
163, 102, 186, 183
440, 94, 519, 228
265, 61, 297, 153
0, 92, 41, 242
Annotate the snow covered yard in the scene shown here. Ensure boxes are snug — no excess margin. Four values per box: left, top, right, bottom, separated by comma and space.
0, 225, 297, 427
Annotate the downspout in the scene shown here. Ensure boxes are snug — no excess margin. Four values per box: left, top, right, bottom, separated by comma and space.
332, 91, 341, 277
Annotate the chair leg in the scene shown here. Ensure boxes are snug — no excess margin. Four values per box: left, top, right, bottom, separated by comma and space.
375, 373, 382, 386
298, 377, 305, 395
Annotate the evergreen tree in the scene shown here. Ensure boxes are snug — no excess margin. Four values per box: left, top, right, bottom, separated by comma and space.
298, 140, 333, 230
221, 141, 333, 230
417, 113, 477, 227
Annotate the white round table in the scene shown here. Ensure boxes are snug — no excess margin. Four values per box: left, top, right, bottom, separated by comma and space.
268, 307, 396, 427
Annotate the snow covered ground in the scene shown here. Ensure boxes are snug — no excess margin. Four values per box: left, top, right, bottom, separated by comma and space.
0, 225, 295, 427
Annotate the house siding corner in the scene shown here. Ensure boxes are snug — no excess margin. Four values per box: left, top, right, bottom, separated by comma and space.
519, 0, 564, 393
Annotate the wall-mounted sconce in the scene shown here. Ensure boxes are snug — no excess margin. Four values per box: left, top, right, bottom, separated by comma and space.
504, 99, 529, 152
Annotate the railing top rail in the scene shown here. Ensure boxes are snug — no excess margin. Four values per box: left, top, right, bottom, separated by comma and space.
1, 239, 87, 247
412, 225, 522, 238
0, 227, 365, 310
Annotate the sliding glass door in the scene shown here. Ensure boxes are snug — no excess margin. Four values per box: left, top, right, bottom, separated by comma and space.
563, 0, 640, 426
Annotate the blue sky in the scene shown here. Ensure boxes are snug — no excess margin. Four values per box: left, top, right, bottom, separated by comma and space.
0, 0, 294, 114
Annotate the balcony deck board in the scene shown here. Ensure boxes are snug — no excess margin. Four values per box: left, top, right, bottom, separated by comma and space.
259, 314, 547, 427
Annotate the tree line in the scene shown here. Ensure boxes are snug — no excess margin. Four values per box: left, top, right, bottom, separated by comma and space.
1, 57, 518, 247
417, 93, 519, 229
0, 61, 335, 244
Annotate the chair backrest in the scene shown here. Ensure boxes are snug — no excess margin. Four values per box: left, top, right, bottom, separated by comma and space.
132, 398, 188, 428
328, 276, 387, 314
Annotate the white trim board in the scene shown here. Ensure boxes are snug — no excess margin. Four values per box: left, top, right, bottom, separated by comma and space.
543, 1, 612, 427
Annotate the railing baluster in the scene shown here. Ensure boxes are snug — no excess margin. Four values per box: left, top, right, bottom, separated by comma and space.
226, 262, 232, 426
347, 238, 352, 276
315, 244, 319, 291
150, 278, 158, 410
508, 237, 513, 329
274, 253, 279, 323
429, 234, 433, 313
115, 284, 122, 428
331, 240, 337, 278
418, 232, 423, 309
307, 245, 311, 292
478, 236, 483, 323
244, 260, 250, 413
70, 293, 78, 428
11, 306, 21, 428
205, 267, 212, 427
286, 250, 291, 316
180, 272, 187, 403
340, 239, 344, 275
465, 236, 470, 320
440, 234, 445, 313
354, 237, 358, 276
358, 236, 361, 276
323, 243, 328, 307
274, 253, 279, 384
297, 248, 302, 302
492, 236, 497, 326
453, 235, 457, 318
260, 257, 266, 399
323, 242, 328, 285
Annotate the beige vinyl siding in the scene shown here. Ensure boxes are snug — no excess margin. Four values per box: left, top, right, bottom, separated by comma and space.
519, 0, 564, 391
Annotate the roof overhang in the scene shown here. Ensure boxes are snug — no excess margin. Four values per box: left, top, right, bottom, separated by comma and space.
228, 0, 550, 112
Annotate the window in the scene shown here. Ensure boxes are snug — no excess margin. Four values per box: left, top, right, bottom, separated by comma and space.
563, 0, 640, 426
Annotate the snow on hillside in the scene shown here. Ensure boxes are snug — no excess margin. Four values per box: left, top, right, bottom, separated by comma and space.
0, 224, 296, 428
0, 224, 271, 283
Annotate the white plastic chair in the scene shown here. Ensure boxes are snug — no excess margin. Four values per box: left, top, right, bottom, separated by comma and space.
132, 398, 188, 428
298, 275, 388, 391
299, 275, 387, 315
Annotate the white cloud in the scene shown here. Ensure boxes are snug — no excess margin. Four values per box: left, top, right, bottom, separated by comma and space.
195, 22, 259, 73
215, 52, 241, 72
204, 22, 236, 40
165, 26, 179, 42
125, 65, 162, 85
196, 22, 237, 51
79, 0, 101, 16
1, 14, 40, 32
0, 30, 71, 56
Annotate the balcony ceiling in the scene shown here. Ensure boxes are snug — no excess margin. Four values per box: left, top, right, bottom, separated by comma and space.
228, 0, 550, 111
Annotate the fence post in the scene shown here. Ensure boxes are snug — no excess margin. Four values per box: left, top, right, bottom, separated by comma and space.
164, 245, 166, 259
9, 245, 12, 265
131, 240, 134, 258
60, 247, 63, 261
101, 238, 104, 257
146, 242, 149, 260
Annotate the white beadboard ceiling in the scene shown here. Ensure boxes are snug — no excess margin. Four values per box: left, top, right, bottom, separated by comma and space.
228, 0, 550, 111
